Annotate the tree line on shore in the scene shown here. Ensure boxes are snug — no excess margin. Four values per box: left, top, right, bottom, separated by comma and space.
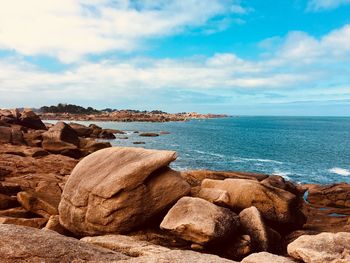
39, 103, 169, 115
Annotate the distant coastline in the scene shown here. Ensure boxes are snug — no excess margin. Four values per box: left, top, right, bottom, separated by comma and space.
38, 103, 228, 122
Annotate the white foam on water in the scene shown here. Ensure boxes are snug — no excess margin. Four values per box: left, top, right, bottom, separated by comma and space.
272, 169, 292, 180
232, 156, 283, 164
329, 167, 350, 176
193, 150, 225, 158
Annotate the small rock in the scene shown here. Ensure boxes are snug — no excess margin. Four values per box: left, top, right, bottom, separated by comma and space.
198, 187, 230, 207
287, 232, 350, 263
133, 141, 145, 144
160, 197, 239, 245
17, 191, 60, 218
241, 252, 296, 263
139, 132, 159, 137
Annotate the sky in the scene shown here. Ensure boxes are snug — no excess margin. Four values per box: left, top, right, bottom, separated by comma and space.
0, 0, 350, 115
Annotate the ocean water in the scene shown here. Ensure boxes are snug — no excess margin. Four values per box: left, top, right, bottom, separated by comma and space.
59, 117, 350, 184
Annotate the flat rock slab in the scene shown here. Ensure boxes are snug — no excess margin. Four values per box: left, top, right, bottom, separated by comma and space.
81, 234, 170, 257
241, 252, 297, 263
59, 147, 190, 236
0, 224, 129, 263
119, 250, 238, 263
287, 232, 350, 263
160, 196, 239, 245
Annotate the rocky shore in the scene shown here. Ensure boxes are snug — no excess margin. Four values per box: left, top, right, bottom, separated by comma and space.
40, 111, 228, 122
0, 108, 349, 262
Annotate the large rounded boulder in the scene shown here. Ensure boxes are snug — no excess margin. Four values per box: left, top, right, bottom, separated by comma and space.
59, 147, 190, 236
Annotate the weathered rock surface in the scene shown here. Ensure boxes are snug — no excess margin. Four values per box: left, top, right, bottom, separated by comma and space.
44, 215, 72, 236
0, 224, 129, 262
201, 178, 303, 225
217, 234, 252, 260
81, 234, 170, 257
59, 147, 190, 236
42, 122, 82, 158
17, 190, 60, 218
0, 193, 19, 209
287, 232, 350, 263
306, 183, 350, 208
241, 252, 297, 263
18, 109, 47, 130
0, 216, 48, 228
239, 206, 278, 252
119, 249, 237, 263
181, 170, 268, 187
261, 175, 303, 197
198, 187, 230, 207
160, 197, 239, 245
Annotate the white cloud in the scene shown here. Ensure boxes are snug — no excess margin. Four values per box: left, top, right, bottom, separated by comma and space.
1, 23, 350, 108
0, 0, 242, 62
307, 0, 350, 11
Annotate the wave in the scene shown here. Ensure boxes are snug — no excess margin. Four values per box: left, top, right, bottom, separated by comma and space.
329, 167, 350, 176
233, 156, 283, 164
192, 150, 225, 158
192, 150, 283, 164
272, 169, 292, 180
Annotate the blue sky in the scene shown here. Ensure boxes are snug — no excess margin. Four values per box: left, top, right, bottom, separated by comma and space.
0, 0, 350, 115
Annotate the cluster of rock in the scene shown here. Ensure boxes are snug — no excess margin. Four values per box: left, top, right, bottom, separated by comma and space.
0, 108, 120, 159
0, 108, 349, 262
40, 111, 228, 122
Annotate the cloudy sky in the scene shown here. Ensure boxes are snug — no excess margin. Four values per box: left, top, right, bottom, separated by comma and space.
0, 0, 350, 115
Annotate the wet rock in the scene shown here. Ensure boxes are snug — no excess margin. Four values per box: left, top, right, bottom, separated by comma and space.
139, 132, 159, 137
98, 129, 116, 139
160, 197, 239, 245
287, 232, 350, 263
133, 141, 145, 144
241, 252, 296, 263
59, 147, 190, 236
81, 234, 170, 257
0, 224, 129, 262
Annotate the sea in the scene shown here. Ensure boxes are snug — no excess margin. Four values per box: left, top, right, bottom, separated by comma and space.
55, 116, 350, 184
